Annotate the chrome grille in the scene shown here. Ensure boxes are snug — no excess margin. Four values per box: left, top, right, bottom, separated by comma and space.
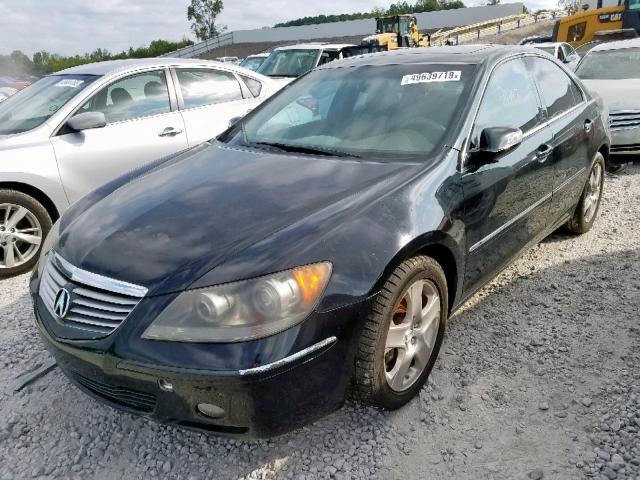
610, 110, 640, 131
39, 252, 147, 336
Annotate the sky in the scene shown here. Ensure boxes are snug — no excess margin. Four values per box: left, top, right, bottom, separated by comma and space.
0, 0, 556, 57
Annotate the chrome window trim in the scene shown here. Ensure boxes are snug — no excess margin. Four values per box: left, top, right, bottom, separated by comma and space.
51, 252, 148, 298
468, 192, 552, 253
238, 336, 337, 376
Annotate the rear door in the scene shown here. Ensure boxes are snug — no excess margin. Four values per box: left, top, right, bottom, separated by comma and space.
462, 57, 555, 293
51, 69, 188, 204
172, 67, 260, 147
526, 56, 591, 221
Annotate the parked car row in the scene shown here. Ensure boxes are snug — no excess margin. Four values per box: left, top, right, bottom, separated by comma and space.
0, 41, 630, 437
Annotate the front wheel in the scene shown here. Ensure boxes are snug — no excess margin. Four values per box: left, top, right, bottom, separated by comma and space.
566, 152, 605, 235
353, 255, 447, 410
0, 190, 52, 278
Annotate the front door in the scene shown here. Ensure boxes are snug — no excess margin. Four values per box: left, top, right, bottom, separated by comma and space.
51, 69, 188, 204
462, 57, 555, 293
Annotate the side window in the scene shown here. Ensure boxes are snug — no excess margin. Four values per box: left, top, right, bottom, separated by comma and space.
567, 22, 587, 42
240, 75, 262, 97
176, 69, 243, 109
527, 57, 582, 119
318, 51, 339, 66
78, 70, 170, 124
471, 58, 541, 148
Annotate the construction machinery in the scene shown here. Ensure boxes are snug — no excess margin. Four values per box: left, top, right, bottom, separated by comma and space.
552, 0, 640, 47
361, 14, 430, 51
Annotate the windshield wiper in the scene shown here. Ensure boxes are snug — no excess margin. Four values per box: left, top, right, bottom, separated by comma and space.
250, 141, 360, 158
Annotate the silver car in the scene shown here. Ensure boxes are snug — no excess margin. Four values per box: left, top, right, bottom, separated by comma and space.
0, 58, 279, 277
576, 39, 640, 161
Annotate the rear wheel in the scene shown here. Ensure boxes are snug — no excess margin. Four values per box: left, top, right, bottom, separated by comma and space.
354, 255, 447, 409
566, 152, 605, 235
0, 190, 52, 278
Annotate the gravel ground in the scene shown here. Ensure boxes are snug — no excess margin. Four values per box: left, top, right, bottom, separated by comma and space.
0, 164, 638, 480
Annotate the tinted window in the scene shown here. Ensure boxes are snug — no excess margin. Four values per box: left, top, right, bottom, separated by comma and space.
79, 70, 170, 124
221, 64, 476, 160
527, 57, 581, 118
472, 58, 540, 147
561, 44, 576, 59
176, 69, 243, 109
0, 75, 98, 135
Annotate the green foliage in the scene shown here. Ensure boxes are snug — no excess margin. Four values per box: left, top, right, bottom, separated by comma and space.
274, 0, 466, 27
0, 38, 193, 76
187, 0, 226, 41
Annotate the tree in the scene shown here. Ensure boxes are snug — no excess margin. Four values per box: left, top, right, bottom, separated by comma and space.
487, 0, 500, 5
187, 0, 226, 41
558, 0, 581, 13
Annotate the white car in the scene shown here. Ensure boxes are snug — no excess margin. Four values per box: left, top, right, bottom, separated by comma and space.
257, 43, 361, 81
533, 42, 581, 70
0, 87, 18, 103
0, 58, 281, 276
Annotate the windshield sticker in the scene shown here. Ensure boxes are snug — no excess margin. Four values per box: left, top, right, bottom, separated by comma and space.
401, 71, 461, 85
54, 79, 84, 88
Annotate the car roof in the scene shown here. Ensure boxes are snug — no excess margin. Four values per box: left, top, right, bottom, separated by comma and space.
317, 44, 537, 69
273, 43, 356, 52
54, 58, 251, 77
246, 53, 271, 58
532, 42, 563, 48
590, 38, 640, 52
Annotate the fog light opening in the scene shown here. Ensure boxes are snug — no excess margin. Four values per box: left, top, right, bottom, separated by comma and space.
158, 379, 174, 392
197, 403, 226, 419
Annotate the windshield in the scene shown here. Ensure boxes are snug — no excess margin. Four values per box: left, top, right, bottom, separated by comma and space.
221, 64, 476, 160
575, 48, 640, 79
0, 74, 98, 135
257, 49, 321, 78
240, 56, 266, 71
377, 18, 399, 33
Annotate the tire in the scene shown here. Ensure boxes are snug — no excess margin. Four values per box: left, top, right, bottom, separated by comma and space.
566, 152, 605, 235
0, 190, 52, 278
353, 255, 448, 410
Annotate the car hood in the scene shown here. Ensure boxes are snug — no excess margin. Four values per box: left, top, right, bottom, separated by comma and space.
57, 142, 413, 295
582, 79, 640, 111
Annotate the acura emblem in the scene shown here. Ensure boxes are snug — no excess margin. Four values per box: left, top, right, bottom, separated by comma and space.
53, 289, 71, 319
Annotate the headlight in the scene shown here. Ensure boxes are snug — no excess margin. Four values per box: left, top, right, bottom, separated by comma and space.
142, 262, 332, 343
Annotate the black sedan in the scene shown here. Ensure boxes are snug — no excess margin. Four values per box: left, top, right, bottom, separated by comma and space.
30, 45, 610, 437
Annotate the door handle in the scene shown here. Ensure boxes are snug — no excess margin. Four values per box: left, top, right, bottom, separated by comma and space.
158, 127, 183, 137
536, 143, 552, 162
584, 119, 593, 134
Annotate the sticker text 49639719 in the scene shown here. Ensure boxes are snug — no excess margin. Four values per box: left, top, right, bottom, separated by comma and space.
401, 71, 462, 85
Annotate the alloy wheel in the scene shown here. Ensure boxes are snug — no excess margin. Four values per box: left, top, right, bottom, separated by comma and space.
384, 279, 441, 392
0, 203, 43, 270
583, 162, 603, 223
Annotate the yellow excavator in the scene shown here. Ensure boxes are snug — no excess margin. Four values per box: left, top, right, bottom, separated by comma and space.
361, 14, 430, 51
552, 0, 640, 48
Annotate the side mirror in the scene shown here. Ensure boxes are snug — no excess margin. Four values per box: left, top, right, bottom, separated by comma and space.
67, 111, 106, 131
467, 127, 523, 168
478, 127, 523, 154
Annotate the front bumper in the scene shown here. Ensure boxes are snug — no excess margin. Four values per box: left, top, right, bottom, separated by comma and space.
32, 279, 368, 437
610, 124, 640, 157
